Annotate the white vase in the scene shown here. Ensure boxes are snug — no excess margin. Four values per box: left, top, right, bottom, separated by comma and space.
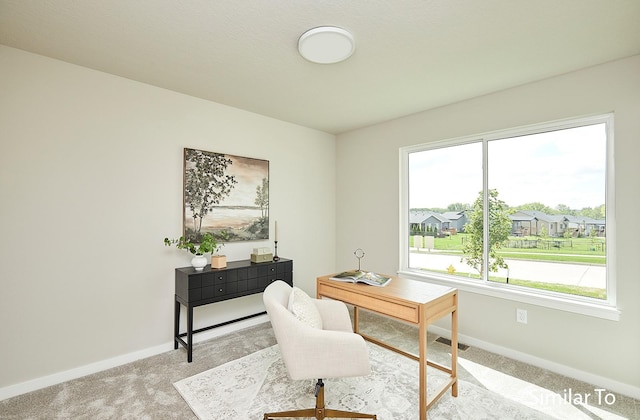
191, 254, 207, 271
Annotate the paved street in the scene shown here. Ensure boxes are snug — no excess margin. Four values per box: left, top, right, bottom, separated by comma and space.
409, 251, 605, 289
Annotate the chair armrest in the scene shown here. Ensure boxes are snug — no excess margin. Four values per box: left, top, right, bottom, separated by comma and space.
314, 298, 354, 332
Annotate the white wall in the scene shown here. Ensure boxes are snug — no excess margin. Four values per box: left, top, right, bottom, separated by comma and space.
336, 55, 640, 396
0, 45, 336, 394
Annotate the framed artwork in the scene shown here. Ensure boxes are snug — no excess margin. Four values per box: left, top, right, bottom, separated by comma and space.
183, 148, 269, 242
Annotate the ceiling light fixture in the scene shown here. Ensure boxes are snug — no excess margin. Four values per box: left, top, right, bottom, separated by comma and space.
298, 26, 355, 64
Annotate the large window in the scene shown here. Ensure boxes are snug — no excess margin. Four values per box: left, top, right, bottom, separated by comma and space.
401, 114, 616, 318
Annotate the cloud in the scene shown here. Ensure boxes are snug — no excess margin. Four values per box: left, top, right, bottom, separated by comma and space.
409, 123, 606, 209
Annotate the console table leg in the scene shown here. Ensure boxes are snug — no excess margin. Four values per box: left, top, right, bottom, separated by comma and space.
187, 305, 194, 363
174, 299, 180, 350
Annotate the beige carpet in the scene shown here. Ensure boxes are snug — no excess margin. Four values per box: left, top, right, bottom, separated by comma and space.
1, 313, 637, 419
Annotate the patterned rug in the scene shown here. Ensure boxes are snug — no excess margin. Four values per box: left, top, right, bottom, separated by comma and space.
174, 343, 551, 420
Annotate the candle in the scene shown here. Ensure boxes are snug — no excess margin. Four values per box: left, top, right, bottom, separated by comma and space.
274, 221, 278, 241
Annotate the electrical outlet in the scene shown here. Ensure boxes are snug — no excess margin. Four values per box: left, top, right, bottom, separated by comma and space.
516, 308, 528, 324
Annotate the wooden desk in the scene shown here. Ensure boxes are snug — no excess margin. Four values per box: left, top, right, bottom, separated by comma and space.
317, 274, 458, 420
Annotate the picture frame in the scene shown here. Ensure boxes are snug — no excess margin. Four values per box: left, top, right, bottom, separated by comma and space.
183, 148, 269, 242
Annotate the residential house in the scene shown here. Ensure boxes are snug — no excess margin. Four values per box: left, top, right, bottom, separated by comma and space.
442, 211, 468, 233
563, 215, 606, 237
510, 210, 564, 237
409, 210, 452, 235
511, 211, 607, 238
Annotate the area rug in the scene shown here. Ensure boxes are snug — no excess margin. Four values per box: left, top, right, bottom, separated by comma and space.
174, 343, 551, 420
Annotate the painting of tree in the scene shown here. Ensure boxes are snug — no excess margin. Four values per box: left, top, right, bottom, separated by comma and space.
183, 148, 269, 242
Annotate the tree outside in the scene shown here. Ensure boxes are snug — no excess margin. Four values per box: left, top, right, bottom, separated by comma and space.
462, 189, 513, 276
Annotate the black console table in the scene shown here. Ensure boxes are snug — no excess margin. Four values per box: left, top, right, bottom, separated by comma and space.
174, 258, 293, 362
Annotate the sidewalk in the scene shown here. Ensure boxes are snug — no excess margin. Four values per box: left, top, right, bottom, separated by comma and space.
409, 251, 605, 289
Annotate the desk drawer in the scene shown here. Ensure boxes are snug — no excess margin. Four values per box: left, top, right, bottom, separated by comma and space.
318, 283, 419, 324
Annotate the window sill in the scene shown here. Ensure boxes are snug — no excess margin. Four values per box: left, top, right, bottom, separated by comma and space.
397, 269, 621, 321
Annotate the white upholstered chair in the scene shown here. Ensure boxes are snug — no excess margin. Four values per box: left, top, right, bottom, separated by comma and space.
262, 280, 376, 420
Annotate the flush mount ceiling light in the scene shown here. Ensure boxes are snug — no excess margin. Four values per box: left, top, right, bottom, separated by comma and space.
298, 26, 355, 64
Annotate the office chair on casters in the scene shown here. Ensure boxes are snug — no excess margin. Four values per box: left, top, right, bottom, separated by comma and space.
262, 280, 377, 420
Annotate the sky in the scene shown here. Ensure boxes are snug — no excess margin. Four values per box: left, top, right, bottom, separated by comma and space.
221, 155, 269, 207
409, 123, 606, 210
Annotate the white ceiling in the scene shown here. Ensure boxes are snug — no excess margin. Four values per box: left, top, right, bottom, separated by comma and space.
1, 1, 639, 134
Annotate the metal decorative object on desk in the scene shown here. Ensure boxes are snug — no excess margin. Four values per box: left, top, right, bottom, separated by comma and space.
354, 248, 365, 272
273, 241, 280, 261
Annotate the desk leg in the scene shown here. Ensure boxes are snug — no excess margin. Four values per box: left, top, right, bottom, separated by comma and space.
451, 295, 459, 397
187, 305, 194, 363
419, 311, 427, 420
174, 299, 180, 350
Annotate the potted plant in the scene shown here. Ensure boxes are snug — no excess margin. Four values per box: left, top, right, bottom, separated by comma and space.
164, 232, 228, 270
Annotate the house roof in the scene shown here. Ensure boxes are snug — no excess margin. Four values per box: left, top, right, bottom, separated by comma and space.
517, 210, 564, 223
409, 210, 451, 224
1, 1, 639, 134
442, 211, 466, 220
564, 215, 604, 225
511, 211, 605, 225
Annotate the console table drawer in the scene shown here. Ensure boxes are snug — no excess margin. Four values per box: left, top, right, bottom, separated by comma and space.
277, 260, 293, 274
258, 275, 279, 290
212, 272, 227, 285
214, 281, 238, 297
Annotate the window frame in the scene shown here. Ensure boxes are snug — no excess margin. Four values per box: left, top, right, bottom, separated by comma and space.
399, 113, 619, 320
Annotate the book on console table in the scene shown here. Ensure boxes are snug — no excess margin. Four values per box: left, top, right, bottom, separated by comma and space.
330, 270, 392, 287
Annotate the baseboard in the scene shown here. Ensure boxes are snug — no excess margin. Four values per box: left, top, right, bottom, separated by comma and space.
0, 315, 270, 401
428, 325, 640, 400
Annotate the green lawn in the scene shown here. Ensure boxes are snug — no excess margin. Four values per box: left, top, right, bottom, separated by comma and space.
495, 277, 606, 299
411, 233, 606, 265
421, 268, 606, 299
411, 233, 607, 299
